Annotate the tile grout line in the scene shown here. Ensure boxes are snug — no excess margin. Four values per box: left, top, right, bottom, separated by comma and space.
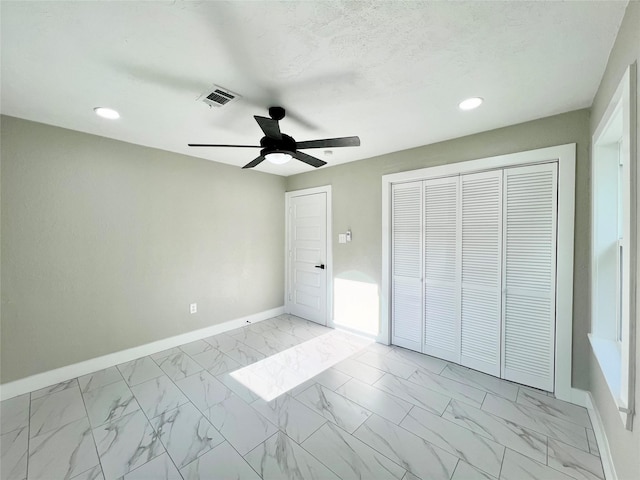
130, 367, 187, 480
545, 439, 606, 480
546, 436, 550, 466
296, 413, 329, 445
402, 365, 487, 401
215, 320, 320, 478
77, 375, 106, 480
295, 428, 353, 480
480, 391, 488, 409
497, 446, 507, 479
169, 373, 229, 474
382, 402, 515, 477
335, 377, 415, 423
440, 398, 453, 418
548, 435, 608, 475
515, 386, 592, 426
241, 430, 280, 478
26, 391, 32, 480
449, 459, 462, 480
295, 381, 377, 432
397, 405, 415, 426
247, 391, 328, 444
496, 442, 508, 478
445, 394, 574, 467
304, 417, 410, 479
96, 355, 176, 478
582, 426, 603, 459
353, 412, 456, 480
483, 393, 595, 451
368, 372, 463, 417
147, 405, 208, 479
169, 329, 280, 478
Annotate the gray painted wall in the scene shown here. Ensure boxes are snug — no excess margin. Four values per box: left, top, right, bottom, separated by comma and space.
286, 109, 591, 389
1, 115, 286, 383
588, 2, 640, 479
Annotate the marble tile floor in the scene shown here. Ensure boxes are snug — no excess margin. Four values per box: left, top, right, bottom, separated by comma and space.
1, 314, 605, 480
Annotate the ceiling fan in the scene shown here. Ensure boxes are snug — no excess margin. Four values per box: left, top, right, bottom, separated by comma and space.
188, 107, 360, 169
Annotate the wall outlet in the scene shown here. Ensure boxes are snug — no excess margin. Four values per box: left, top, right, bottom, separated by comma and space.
190, 303, 197, 314
338, 234, 347, 244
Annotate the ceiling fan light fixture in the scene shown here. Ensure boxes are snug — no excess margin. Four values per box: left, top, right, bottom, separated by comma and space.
458, 97, 483, 111
94, 107, 120, 119
189, 106, 358, 169
265, 152, 292, 165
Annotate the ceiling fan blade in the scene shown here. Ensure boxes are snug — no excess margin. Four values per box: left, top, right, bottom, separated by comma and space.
296, 136, 361, 149
242, 155, 266, 169
254, 116, 282, 140
188, 144, 261, 148
293, 151, 327, 168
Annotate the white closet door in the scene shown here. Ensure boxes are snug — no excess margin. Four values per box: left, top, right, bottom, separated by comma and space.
423, 176, 461, 362
460, 171, 503, 376
391, 182, 423, 352
502, 163, 558, 391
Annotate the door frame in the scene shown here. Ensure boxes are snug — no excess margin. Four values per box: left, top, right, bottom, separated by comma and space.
285, 185, 333, 327
381, 144, 576, 402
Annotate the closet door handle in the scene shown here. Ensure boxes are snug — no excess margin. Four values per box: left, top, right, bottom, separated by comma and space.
314, 264, 325, 270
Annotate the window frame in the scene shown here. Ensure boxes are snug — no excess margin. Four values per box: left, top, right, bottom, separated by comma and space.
590, 63, 637, 430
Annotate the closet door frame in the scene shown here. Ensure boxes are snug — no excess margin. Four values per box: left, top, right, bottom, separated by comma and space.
381, 143, 576, 402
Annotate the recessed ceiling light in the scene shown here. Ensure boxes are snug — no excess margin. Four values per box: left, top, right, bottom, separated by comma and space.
94, 107, 120, 119
458, 97, 483, 111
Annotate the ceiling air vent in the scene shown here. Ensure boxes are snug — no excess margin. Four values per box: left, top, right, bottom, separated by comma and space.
198, 85, 240, 108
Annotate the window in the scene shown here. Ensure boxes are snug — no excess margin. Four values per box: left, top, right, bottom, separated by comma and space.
590, 64, 636, 430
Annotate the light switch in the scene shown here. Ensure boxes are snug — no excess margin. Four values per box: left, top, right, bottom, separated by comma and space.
338, 234, 347, 244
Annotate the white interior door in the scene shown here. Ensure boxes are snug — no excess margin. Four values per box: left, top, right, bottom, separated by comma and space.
288, 191, 328, 325
460, 170, 503, 377
391, 182, 423, 352
423, 176, 461, 362
501, 163, 558, 391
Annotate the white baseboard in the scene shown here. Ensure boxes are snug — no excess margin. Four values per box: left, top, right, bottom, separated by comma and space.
570, 387, 590, 407
584, 390, 618, 480
0, 306, 284, 401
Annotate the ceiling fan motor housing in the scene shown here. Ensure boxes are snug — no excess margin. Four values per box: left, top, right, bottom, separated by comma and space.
260, 133, 296, 155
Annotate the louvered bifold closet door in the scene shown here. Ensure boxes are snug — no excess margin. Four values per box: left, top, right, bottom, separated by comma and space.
501, 163, 558, 392
460, 171, 503, 376
391, 182, 423, 352
423, 176, 461, 362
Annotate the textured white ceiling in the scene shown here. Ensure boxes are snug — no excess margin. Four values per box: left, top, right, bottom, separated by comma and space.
0, 1, 627, 176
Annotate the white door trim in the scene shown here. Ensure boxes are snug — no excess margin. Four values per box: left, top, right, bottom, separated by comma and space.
381, 143, 576, 402
285, 185, 333, 327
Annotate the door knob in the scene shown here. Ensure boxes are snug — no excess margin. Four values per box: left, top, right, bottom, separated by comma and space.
314, 264, 325, 269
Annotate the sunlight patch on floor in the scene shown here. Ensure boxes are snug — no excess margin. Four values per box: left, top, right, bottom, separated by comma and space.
230, 330, 373, 401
